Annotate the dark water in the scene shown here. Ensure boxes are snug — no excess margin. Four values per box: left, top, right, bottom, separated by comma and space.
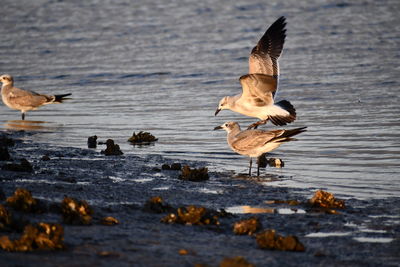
0, 0, 399, 199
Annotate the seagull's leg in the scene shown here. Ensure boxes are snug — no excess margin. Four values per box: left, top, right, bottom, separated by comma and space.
247, 119, 269, 130
21, 112, 25, 120
249, 158, 252, 176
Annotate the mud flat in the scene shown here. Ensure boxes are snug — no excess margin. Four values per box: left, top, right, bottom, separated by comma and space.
0, 130, 399, 267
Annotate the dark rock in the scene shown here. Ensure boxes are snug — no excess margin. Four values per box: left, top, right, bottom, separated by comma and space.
309, 190, 345, 209
170, 163, 182, 170
0, 223, 65, 251
268, 158, 284, 168
0, 146, 11, 161
143, 196, 174, 213
128, 131, 158, 144
0, 135, 15, 147
6, 188, 38, 212
87, 135, 98, 148
61, 197, 93, 225
219, 256, 255, 267
233, 217, 262, 235
161, 164, 171, 170
101, 139, 123, 156
101, 216, 119, 225
2, 158, 33, 172
179, 166, 209, 182
256, 229, 305, 252
41, 155, 50, 161
162, 205, 220, 226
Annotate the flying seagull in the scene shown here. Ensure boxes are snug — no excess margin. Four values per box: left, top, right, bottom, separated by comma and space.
215, 16, 296, 129
0, 74, 71, 120
214, 121, 306, 176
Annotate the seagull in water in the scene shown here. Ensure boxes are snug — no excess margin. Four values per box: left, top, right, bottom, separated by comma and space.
214, 121, 306, 176
215, 16, 296, 129
0, 74, 71, 120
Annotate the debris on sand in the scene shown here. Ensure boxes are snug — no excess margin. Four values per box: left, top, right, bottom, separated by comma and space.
0, 204, 13, 230
268, 158, 284, 168
61, 197, 93, 225
87, 135, 98, 148
162, 163, 182, 171
256, 229, 305, 252
179, 166, 209, 182
2, 158, 33, 172
0, 223, 64, 252
101, 216, 119, 226
101, 139, 123, 156
265, 199, 300, 206
6, 188, 38, 212
0, 146, 11, 161
161, 205, 220, 226
219, 256, 255, 267
309, 190, 345, 209
143, 196, 174, 213
233, 217, 262, 235
128, 131, 158, 144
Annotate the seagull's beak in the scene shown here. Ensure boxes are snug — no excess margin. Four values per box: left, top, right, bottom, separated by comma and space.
215, 108, 221, 116
213, 125, 223, 131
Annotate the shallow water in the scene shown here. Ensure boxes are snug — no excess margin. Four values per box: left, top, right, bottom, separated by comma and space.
1, 0, 399, 199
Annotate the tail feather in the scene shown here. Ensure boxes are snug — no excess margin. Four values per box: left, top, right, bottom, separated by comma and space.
269, 100, 296, 126
54, 93, 72, 103
272, 127, 307, 143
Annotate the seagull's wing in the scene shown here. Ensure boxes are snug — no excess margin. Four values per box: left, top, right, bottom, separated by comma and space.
239, 74, 277, 106
249, 16, 286, 77
8, 87, 53, 107
231, 129, 284, 152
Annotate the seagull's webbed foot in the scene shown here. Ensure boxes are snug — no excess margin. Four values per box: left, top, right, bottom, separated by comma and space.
247, 119, 269, 130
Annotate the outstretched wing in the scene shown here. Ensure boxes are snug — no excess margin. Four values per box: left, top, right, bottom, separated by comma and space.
239, 73, 277, 106
231, 129, 284, 152
249, 16, 286, 77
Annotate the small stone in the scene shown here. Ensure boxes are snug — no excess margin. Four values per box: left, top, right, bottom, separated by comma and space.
179, 166, 209, 182
170, 163, 182, 170
101, 216, 119, 225
309, 190, 345, 209
128, 131, 158, 144
161, 164, 171, 170
256, 229, 305, 252
41, 155, 50, 161
219, 256, 255, 267
101, 139, 123, 156
87, 135, 98, 148
179, 249, 189, 255
161, 205, 220, 226
143, 196, 174, 213
233, 217, 262, 235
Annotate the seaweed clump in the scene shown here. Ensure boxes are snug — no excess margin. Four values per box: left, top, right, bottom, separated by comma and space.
256, 229, 305, 252
0, 204, 13, 230
2, 158, 33, 172
61, 197, 93, 225
233, 217, 262, 235
309, 190, 345, 209
179, 165, 209, 182
0, 223, 64, 252
162, 205, 220, 226
128, 131, 158, 144
6, 188, 38, 212
143, 196, 174, 213
220, 256, 255, 267
101, 139, 123, 156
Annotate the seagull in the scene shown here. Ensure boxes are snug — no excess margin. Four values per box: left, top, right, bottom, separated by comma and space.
215, 16, 296, 129
214, 121, 306, 176
0, 74, 71, 120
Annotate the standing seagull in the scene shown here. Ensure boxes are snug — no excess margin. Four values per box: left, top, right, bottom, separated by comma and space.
0, 74, 71, 120
214, 121, 306, 176
215, 16, 296, 129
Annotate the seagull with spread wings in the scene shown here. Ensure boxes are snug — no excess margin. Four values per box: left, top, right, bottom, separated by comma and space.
215, 16, 296, 129
0, 74, 71, 120
214, 121, 306, 176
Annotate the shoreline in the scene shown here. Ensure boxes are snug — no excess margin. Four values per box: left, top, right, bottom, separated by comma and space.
0, 130, 399, 266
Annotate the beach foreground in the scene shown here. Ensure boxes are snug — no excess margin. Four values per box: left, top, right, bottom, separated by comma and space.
0, 130, 399, 267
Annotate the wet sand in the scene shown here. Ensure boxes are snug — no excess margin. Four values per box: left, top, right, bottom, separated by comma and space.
0, 130, 399, 267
